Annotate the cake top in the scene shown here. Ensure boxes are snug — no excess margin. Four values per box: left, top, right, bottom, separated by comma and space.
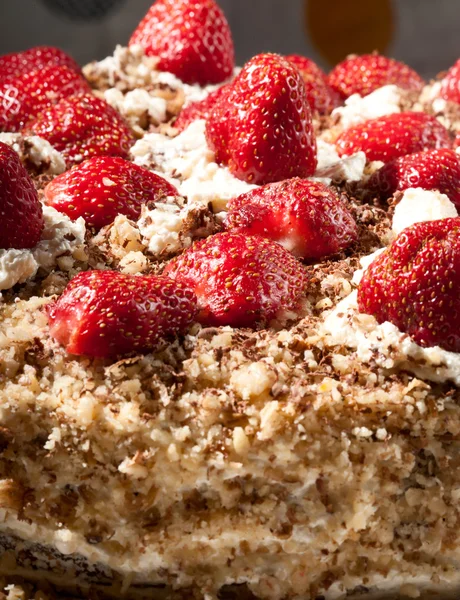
0, 0, 459, 440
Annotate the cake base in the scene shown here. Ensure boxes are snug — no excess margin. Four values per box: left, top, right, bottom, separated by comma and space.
1, 532, 460, 600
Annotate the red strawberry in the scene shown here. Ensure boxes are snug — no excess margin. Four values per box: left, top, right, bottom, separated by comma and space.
206, 53, 317, 185
48, 270, 197, 358
129, 0, 234, 86
440, 59, 460, 104
164, 232, 308, 327
328, 54, 424, 100
285, 54, 341, 115
358, 218, 460, 352
174, 85, 230, 131
367, 148, 460, 206
0, 141, 43, 249
224, 178, 357, 260
0, 64, 90, 132
23, 94, 135, 167
335, 112, 451, 162
44, 156, 178, 230
0, 46, 81, 82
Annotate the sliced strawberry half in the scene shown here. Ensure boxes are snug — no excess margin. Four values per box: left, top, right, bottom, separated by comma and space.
174, 85, 230, 131
328, 53, 424, 99
48, 270, 197, 358
23, 94, 135, 167
358, 217, 460, 352
286, 54, 341, 114
335, 112, 451, 162
45, 156, 179, 230
0, 141, 43, 249
224, 178, 357, 260
0, 64, 90, 132
440, 59, 460, 104
206, 53, 317, 185
164, 232, 308, 327
0, 46, 81, 82
129, 0, 234, 85
367, 148, 460, 206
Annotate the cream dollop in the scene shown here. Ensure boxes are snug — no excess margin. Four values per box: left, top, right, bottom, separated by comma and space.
0, 206, 86, 290
0, 133, 66, 175
130, 120, 257, 212
316, 140, 366, 183
321, 290, 460, 386
332, 85, 403, 129
392, 188, 458, 235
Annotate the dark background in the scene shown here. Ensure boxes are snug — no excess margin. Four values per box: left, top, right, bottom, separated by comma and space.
0, 0, 458, 78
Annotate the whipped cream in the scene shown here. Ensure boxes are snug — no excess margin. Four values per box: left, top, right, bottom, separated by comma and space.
332, 85, 403, 129
392, 188, 458, 235
138, 198, 192, 255
322, 289, 460, 386
131, 120, 257, 211
104, 88, 167, 131
416, 81, 460, 132
316, 140, 366, 183
83, 45, 158, 90
84, 45, 218, 106
0, 206, 86, 290
419, 81, 446, 112
0, 133, 66, 175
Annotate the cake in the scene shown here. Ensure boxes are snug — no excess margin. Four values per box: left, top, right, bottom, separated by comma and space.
1, 2, 460, 599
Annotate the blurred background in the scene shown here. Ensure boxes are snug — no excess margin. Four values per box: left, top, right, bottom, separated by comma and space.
0, 0, 458, 78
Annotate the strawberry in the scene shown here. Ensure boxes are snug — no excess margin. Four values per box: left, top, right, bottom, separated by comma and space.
367, 148, 460, 206
224, 178, 357, 260
0, 64, 90, 132
335, 112, 451, 162
285, 54, 341, 115
440, 59, 460, 104
174, 85, 230, 131
206, 53, 317, 185
164, 232, 308, 327
48, 270, 197, 358
129, 0, 234, 86
0, 141, 43, 249
328, 54, 424, 100
23, 94, 135, 167
0, 46, 81, 82
358, 218, 460, 352
44, 156, 179, 230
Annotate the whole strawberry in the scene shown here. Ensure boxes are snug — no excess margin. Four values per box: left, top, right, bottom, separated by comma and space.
335, 112, 451, 162
224, 179, 357, 260
440, 59, 460, 104
328, 54, 424, 99
0, 142, 43, 249
174, 85, 230, 131
164, 232, 308, 327
286, 54, 341, 114
358, 218, 460, 352
48, 270, 197, 358
129, 0, 234, 85
0, 64, 90, 132
206, 53, 317, 185
23, 94, 135, 166
367, 148, 460, 206
45, 156, 178, 230
0, 46, 81, 82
